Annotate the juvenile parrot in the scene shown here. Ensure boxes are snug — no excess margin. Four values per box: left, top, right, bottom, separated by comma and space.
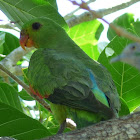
20, 17, 120, 133
111, 43, 140, 70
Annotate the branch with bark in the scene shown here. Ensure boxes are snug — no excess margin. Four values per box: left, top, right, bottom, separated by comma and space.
41, 112, 140, 140
67, 0, 139, 27
69, 0, 140, 43
0, 47, 33, 77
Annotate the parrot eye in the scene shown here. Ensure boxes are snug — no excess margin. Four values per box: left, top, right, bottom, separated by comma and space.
32, 22, 42, 30
131, 45, 136, 50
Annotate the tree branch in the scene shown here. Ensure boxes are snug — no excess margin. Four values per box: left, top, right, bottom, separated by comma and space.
67, 0, 139, 27
41, 112, 140, 140
69, 0, 140, 43
0, 47, 33, 77
0, 23, 20, 32
65, 0, 96, 20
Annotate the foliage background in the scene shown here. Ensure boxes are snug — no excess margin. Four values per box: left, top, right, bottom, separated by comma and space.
0, 0, 140, 139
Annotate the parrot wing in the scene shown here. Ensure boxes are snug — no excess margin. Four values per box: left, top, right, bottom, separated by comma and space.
28, 48, 114, 119
48, 81, 114, 119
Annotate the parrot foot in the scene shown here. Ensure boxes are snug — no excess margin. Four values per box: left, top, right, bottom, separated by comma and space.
57, 120, 66, 134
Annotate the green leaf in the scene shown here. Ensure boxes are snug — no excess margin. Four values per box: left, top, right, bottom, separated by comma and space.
22, 67, 29, 85
107, 13, 134, 41
0, 102, 51, 139
0, 31, 19, 61
68, 20, 103, 60
19, 89, 34, 101
47, 0, 57, 9
132, 21, 140, 37
98, 36, 140, 112
0, 0, 68, 30
18, 68, 34, 101
119, 97, 130, 116
0, 83, 22, 112
29, 0, 57, 10
3, 32, 19, 55
81, 44, 100, 60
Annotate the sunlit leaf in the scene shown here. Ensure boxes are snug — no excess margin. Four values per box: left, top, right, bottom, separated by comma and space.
107, 13, 134, 41
0, 0, 68, 30
68, 20, 103, 60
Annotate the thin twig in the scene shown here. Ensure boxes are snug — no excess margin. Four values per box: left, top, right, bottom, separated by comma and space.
69, 0, 140, 43
0, 22, 20, 32
67, 0, 140, 27
65, 0, 95, 20
0, 64, 51, 112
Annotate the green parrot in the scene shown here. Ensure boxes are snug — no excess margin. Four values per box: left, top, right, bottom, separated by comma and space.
20, 17, 120, 133
111, 43, 140, 70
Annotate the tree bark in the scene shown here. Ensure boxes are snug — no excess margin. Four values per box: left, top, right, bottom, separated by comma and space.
0, 47, 33, 77
41, 112, 140, 140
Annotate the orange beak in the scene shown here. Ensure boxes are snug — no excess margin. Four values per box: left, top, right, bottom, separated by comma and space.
20, 31, 34, 50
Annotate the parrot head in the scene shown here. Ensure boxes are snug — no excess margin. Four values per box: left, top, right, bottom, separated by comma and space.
20, 18, 65, 50
110, 43, 140, 69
